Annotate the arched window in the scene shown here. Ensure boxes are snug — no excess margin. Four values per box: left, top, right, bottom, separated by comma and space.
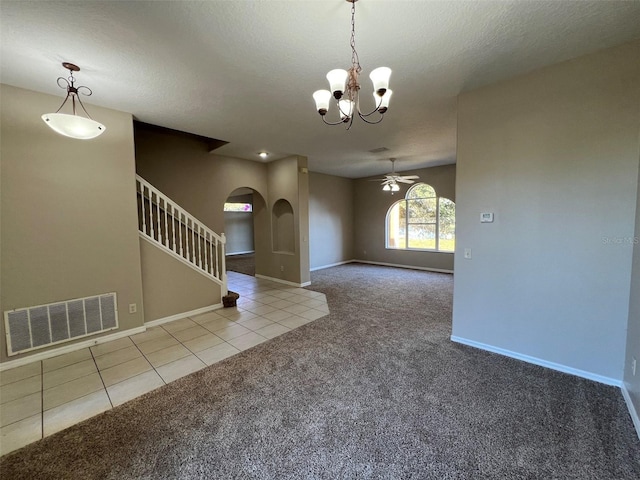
386, 183, 455, 252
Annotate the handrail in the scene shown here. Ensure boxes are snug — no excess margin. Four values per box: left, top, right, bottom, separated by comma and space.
136, 175, 227, 289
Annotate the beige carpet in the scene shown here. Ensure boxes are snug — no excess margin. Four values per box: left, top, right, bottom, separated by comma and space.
1, 263, 639, 479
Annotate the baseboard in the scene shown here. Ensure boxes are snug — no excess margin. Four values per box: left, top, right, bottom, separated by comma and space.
310, 260, 356, 272
621, 384, 640, 440
354, 259, 453, 274
450, 335, 622, 387
255, 274, 311, 288
0, 326, 147, 372
226, 250, 255, 256
145, 303, 223, 328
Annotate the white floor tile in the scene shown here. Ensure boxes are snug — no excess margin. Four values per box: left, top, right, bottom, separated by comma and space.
43, 348, 92, 373
0, 363, 41, 387
0, 392, 41, 428
196, 343, 240, 366
90, 336, 134, 357
43, 359, 98, 390
99, 356, 153, 387
144, 344, 191, 368
0, 414, 42, 457
93, 345, 142, 371
155, 355, 206, 384
254, 323, 291, 339
226, 332, 268, 351
182, 333, 225, 353
43, 390, 111, 437
213, 324, 252, 341
0, 375, 41, 405
107, 370, 165, 407
44, 372, 104, 411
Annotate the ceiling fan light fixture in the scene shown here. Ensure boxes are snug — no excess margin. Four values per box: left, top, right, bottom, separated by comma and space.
382, 184, 391, 191
312, 0, 392, 129
42, 62, 105, 140
391, 183, 400, 192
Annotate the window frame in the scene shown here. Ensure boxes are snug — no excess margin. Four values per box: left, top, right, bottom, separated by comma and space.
385, 183, 455, 253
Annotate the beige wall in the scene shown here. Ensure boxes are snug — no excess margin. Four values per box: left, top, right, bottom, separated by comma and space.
624, 155, 640, 425
452, 40, 640, 381
135, 126, 269, 234
139, 239, 221, 322
0, 84, 145, 363
353, 164, 456, 271
309, 172, 354, 270
135, 126, 310, 285
264, 156, 310, 285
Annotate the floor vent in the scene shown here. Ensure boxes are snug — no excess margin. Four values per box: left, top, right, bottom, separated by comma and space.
4, 293, 118, 356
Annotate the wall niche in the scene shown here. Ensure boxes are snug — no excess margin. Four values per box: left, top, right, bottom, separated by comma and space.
272, 198, 295, 253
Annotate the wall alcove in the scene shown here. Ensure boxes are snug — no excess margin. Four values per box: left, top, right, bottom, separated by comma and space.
272, 198, 295, 253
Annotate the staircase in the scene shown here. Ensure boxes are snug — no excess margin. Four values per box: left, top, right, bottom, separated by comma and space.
136, 175, 227, 295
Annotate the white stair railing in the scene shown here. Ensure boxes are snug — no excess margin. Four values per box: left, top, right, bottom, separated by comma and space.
136, 175, 227, 291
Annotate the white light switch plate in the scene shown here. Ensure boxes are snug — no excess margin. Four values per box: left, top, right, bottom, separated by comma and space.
464, 248, 472, 259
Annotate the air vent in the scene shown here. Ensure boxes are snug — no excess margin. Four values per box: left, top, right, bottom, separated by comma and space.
369, 147, 389, 153
4, 293, 118, 356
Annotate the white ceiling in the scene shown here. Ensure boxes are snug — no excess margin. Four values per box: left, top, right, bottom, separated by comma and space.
2, 1, 639, 178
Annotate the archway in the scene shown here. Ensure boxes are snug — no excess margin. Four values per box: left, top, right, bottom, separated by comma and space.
223, 187, 267, 277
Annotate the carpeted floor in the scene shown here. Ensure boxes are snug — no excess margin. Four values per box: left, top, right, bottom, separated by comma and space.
1, 264, 639, 479
226, 253, 255, 276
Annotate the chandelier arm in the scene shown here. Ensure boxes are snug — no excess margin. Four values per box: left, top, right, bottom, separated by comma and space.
356, 94, 384, 117
344, 114, 355, 130
357, 111, 384, 124
53, 93, 72, 114
322, 116, 349, 126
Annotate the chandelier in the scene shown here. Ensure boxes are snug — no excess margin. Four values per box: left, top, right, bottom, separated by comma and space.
41, 62, 106, 140
312, 0, 392, 129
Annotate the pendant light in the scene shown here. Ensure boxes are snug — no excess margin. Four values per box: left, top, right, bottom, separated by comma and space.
42, 62, 105, 140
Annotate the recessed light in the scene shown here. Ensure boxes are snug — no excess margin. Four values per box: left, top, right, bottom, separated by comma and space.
258, 152, 269, 159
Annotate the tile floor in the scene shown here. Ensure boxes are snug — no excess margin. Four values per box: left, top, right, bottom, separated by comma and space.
0, 272, 329, 456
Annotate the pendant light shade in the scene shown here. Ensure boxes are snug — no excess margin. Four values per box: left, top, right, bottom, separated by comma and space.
313, 90, 332, 115
42, 62, 105, 140
326, 69, 349, 98
42, 113, 105, 140
369, 67, 392, 96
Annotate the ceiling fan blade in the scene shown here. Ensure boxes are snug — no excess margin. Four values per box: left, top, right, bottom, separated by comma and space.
401, 175, 420, 180
396, 178, 416, 184
368, 178, 389, 182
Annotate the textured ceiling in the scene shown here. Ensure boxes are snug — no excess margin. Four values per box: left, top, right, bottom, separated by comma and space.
2, 1, 639, 178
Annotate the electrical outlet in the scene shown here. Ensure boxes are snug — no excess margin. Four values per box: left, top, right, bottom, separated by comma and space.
363, 250, 367, 255
464, 248, 472, 259
633, 357, 637, 376
280, 265, 284, 272
129, 303, 137, 314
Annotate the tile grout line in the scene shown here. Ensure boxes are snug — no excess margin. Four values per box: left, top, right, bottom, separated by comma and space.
129, 337, 168, 387
89, 346, 114, 409
160, 321, 231, 367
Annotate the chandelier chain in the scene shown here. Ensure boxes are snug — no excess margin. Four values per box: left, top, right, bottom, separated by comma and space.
350, 0, 361, 74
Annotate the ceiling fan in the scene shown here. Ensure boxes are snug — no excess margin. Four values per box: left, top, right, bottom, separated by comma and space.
372, 158, 419, 192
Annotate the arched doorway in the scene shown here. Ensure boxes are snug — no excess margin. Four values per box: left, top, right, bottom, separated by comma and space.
223, 187, 266, 277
